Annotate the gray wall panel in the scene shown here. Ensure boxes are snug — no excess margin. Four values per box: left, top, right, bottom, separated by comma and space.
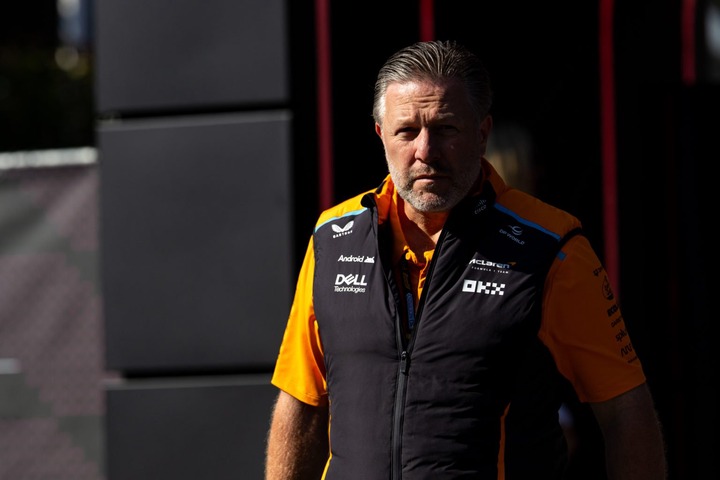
95, 0, 288, 114
105, 376, 275, 480
99, 112, 291, 372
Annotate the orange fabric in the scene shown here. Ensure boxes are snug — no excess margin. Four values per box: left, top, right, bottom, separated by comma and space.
388, 186, 433, 309
539, 234, 645, 402
486, 160, 646, 402
271, 161, 645, 411
497, 404, 510, 480
270, 237, 328, 406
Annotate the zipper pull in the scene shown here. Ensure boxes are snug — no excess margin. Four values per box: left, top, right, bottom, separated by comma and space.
400, 351, 410, 374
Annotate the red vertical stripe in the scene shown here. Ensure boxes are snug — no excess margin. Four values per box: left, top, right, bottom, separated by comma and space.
599, 0, 620, 294
315, 0, 334, 210
419, 0, 435, 41
681, 0, 697, 85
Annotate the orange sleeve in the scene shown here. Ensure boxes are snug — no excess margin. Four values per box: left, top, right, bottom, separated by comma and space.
539, 235, 646, 403
270, 236, 328, 406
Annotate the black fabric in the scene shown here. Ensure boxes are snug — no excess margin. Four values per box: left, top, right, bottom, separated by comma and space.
313, 185, 581, 479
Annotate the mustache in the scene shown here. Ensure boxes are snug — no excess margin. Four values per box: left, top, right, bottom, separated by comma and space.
410, 165, 447, 178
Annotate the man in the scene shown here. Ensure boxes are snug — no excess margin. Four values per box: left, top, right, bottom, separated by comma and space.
265, 40, 666, 479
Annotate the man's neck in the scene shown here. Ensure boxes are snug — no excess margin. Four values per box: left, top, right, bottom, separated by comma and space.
399, 201, 447, 254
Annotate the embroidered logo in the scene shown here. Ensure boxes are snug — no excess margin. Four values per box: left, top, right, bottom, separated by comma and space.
602, 275, 614, 300
468, 258, 513, 274
499, 225, 525, 245
462, 280, 505, 295
473, 198, 488, 215
334, 273, 367, 293
331, 221, 354, 238
338, 254, 375, 263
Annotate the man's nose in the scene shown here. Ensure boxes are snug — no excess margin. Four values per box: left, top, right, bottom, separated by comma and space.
415, 129, 439, 163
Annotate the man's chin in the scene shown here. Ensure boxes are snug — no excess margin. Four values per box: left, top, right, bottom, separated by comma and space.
407, 193, 454, 213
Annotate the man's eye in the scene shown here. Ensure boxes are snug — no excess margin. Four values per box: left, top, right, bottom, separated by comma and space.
397, 128, 418, 137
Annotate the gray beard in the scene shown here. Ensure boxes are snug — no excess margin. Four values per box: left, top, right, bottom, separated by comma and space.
389, 163, 482, 214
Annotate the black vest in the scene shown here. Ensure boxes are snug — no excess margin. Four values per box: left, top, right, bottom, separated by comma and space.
313, 184, 579, 479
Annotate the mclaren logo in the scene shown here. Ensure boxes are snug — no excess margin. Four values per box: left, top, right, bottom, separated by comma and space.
331, 221, 354, 238
462, 279, 505, 295
468, 258, 512, 273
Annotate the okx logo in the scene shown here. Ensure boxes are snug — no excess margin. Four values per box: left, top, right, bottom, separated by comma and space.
462, 279, 505, 295
334, 273, 367, 294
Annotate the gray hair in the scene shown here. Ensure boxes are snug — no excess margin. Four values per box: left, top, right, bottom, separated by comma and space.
372, 40, 493, 125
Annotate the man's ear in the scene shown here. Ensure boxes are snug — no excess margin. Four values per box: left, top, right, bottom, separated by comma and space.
479, 115, 493, 144
375, 122, 383, 137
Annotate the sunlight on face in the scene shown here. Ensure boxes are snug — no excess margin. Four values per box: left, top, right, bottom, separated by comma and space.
378, 80, 489, 214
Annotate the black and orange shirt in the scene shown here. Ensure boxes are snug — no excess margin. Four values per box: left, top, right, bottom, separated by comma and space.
270, 158, 646, 478
272, 161, 644, 406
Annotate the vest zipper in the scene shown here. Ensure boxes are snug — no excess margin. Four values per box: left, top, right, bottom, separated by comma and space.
390, 228, 447, 479
392, 350, 409, 480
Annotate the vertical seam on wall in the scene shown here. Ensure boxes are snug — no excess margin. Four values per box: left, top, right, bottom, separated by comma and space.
681, 0, 697, 85
599, 0, 620, 294
419, 0, 435, 41
315, 0, 334, 210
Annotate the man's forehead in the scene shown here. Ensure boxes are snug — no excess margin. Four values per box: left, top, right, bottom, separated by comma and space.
384, 80, 470, 115
385, 78, 461, 95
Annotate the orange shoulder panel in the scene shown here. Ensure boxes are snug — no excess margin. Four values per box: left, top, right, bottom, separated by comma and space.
539, 235, 646, 403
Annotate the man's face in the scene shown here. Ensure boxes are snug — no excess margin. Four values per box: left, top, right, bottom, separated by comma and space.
375, 79, 492, 214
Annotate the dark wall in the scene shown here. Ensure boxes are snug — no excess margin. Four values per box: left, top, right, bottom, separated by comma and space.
320, 2, 710, 480
92, 0, 710, 478
616, 2, 714, 479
